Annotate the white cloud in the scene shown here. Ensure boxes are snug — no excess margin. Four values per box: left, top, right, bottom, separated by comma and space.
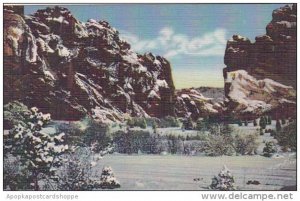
120, 27, 227, 58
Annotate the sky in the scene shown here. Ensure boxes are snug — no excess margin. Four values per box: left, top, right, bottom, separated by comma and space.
25, 4, 285, 89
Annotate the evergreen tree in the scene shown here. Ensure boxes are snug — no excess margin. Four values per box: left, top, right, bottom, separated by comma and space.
99, 166, 121, 189
196, 119, 207, 131
140, 118, 147, 129
237, 120, 242, 126
4, 106, 67, 190
259, 116, 267, 129
210, 165, 236, 190
263, 141, 276, 157
184, 117, 194, 130
259, 128, 264, 135
276, 119, 282, 132
152, 122, 157, 134
267, 116, 272, 125
253, 119, 257, 127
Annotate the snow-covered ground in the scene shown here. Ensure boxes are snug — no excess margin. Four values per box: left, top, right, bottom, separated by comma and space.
97, 154, 296, 190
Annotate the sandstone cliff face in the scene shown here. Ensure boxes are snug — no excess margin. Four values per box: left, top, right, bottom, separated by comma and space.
224, 4, 296, 89
223, 4, 296, 119
4, 6, 175, 121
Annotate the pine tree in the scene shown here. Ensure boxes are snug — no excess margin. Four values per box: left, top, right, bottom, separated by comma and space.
152, 122, 157, 134
140, 118, 147, 129
260, 128, 264, 135
237, 120, 242, 126
210, 165, 236, 190
267, 116, 272, 125
99, 166, 121, 189
253, 119, 257, 127
263, 141, 276, 157
276, 119, 282, 132
184, 117, 194, 130
259, 117, 267, 129
4, 106, 67, 190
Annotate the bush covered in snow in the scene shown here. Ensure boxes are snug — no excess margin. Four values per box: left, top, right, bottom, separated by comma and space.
234, 133, 259, 155
4, 104, 68, 190
99, 166, 121, 189
210, 165, 236, 190
204, 124, 235, 156
263, 141, 277, 157
49, 147, 103, 190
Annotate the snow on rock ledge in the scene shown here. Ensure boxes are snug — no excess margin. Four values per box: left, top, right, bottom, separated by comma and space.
225, 70, 296, 119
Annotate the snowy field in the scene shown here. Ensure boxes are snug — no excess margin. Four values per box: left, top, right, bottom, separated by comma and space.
38, 120, 296, 190
97, 154, 296, 190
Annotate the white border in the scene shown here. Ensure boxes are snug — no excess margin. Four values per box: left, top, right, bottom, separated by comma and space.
0, 1, 299, 201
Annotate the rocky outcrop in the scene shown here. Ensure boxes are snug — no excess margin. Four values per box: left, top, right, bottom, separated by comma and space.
224, 70, 296, 120
4, 6, 175, 121
224, 4, 296, 89
175, 88, 224, 120
223, 4, 296, 119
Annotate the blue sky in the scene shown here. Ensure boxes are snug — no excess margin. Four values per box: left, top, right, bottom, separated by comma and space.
25, 4, 285, 89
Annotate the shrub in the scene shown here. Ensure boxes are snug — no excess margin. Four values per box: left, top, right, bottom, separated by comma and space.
183, 117, 194, 130
210, 165, 236, 190
145, 117, 160, 127
83, 118, 111, 152
56, 123, 84, 146
113, 130, 162, 154
4, 106, 67, 190
4, 101, 31, 130
127, 117, 147, 129
159, 116, 180, 128
244, 121, 248, 126
263, 141, 277, 157
259, 128, 264, 135
281, 118, 286, 125
269, 129, 276, 137
234, 133, 259, 155
205, 135, 234, 156
49, 146, 116, 190
275, 122, 296, 152
3, 156, 31, 190
195, 118, 208, 131
99, 166, 121, 189
167, 135, 184, 154
205, 124, 235, 156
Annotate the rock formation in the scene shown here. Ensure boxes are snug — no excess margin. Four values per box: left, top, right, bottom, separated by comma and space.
223, 4, 296, 119
4, 6, 175, 121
